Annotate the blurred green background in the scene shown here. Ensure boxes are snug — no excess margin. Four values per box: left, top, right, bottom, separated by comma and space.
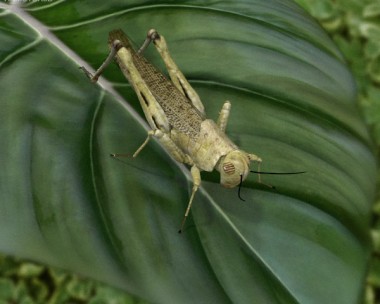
294, 1, 380, 302
0, 0, 379, 303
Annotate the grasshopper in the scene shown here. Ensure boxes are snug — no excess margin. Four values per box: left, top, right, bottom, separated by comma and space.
81, 29, 303, 233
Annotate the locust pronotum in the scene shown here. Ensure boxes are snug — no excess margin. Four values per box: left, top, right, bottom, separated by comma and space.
81, 29, 305, 233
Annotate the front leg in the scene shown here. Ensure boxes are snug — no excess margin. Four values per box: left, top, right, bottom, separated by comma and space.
217, 101, 231, 133
132, 128, 200, 233
178, 165, 201, 233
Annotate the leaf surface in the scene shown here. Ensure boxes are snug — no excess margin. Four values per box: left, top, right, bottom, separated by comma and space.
0, 1, 376, 303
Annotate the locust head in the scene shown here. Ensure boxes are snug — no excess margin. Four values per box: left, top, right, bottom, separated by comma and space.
219, 150, 261, 188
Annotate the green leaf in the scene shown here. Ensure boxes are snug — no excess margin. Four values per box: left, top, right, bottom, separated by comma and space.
0, 1, 376, 303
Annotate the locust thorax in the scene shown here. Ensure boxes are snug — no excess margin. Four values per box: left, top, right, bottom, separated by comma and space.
218, 150, 251, 188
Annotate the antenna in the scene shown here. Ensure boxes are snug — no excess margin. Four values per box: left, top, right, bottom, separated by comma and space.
250, 170, 306, 175
237, 171, 306, 201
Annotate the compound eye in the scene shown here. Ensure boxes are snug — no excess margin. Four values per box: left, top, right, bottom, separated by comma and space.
223, 162, 235, 175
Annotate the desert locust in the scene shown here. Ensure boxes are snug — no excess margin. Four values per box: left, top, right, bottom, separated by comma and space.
81, 29, 304, 233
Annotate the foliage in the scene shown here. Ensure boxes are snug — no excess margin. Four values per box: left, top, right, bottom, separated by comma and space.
294, 1, 380, 303
0, 255, 144, 304
0, 0, 377, 303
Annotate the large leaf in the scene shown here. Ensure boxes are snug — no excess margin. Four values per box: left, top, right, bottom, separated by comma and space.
0, 1, 376, 303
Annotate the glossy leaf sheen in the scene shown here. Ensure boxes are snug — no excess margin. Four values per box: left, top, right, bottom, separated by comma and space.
0, 1, 376, 304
